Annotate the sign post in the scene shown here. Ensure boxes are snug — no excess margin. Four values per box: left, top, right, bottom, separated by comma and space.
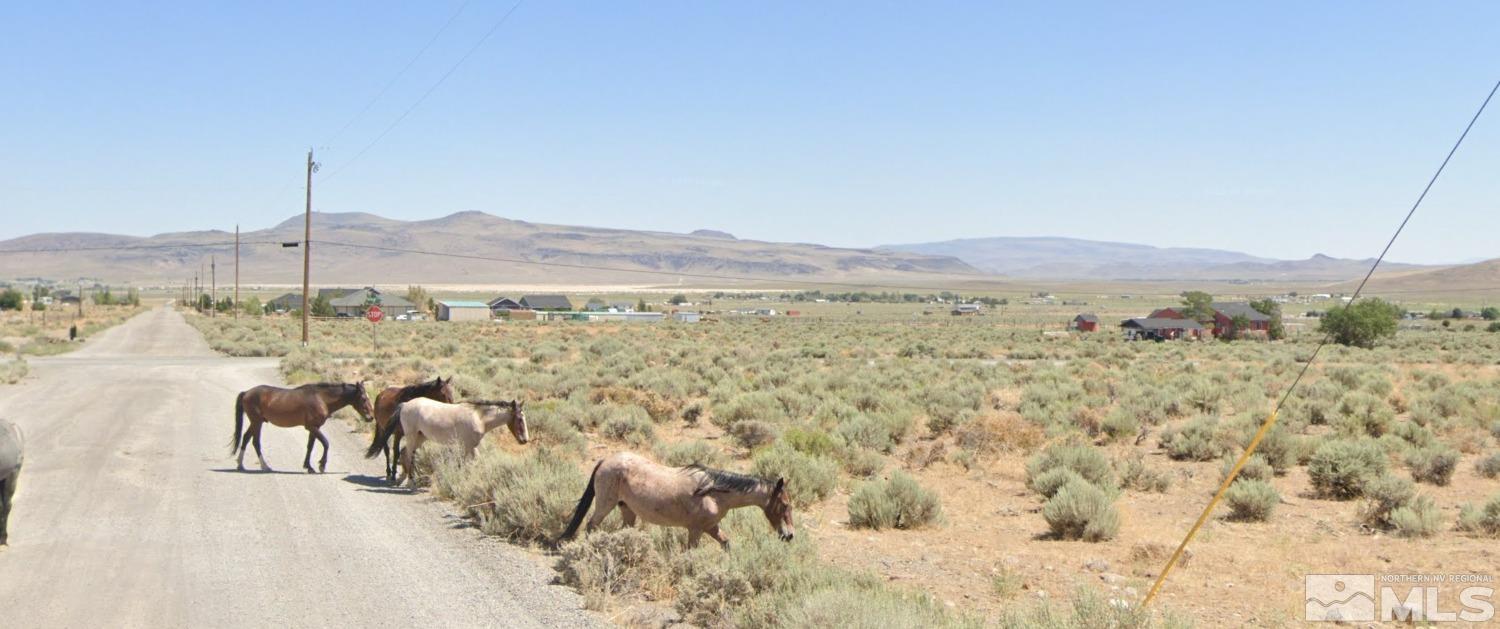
367, 305, 383, 351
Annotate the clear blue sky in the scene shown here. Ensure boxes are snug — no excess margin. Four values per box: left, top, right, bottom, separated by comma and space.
3, 2, 1498, 264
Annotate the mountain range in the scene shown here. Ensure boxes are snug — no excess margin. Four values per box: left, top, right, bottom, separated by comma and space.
0, 211, 979, 287
879, 236, 1434, 281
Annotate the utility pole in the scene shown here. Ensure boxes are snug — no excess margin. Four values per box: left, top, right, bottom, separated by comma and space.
211, 255, 217, 318
301, 149, 316, 346
234, 225, 240, 319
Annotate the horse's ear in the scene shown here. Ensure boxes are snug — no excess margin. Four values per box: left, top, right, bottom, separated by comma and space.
773, 478, 786, 495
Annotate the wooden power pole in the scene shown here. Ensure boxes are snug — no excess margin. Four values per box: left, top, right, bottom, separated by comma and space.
234, 225, 240, 319
211, 255, 217, 318
301, 149, 315, 346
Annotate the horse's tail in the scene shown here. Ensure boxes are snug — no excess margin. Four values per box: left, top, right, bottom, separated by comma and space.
230, 391, 245, 454
365, 402, 404, 459
556, 460, 603, 545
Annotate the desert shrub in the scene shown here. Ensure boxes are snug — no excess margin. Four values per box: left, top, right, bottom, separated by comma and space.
1308, 438, 1388, 499
681, 400, 705, 426
783, 426, 838, 458
601, 410, 655, 447
1253, 425, 1301, 474
1159, 416, 1232, 461
1361, 474, 1416, 529
996, 586, 1186, 629
0, 358, 26, 384
842, 448, 886, 478
954, 411, 1044, 457
1389, 421, 1437, 450
1457, 494, 1500, 537
1042, 478, 1120, 542
430, 447, 584, 544
1406, 444, 1459, 486
558, 528, 665, 610
1219, 453, 1274, 485
1031, 467, 1087, 499
1117, 454, 1172, 493
1476, 453, 1500, 479
751, 443, 839, 506
1334, 391, 1394, 437
1100, 407, 1141, 443
729, 419, 781, 449
847, 470, 943, 530
656, 439, 725, 468
835, 413, 897, 453
712, 391, 787, 429
1026, 444, 1117, 494
1390, 495, 1442, 538
1224, 479, 1278, 522
524, 407, 587, 455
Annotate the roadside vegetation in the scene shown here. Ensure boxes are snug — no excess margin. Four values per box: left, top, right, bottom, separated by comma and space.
186, 293, 1500, 626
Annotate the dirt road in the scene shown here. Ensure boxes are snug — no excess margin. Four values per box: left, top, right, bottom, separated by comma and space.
0, 307, 600, 628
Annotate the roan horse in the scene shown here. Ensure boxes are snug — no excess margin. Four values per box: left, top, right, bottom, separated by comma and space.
556, 452, 794, 549
370, 376, 456, 482
232, 382, 374, 473
0, 418, 22, 547
364, 397, 529, 489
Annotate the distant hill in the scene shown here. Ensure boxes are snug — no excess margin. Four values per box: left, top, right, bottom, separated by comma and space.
880, 236, 1432, 281
1336, 258, 1499, 296
0, 211, 979, 286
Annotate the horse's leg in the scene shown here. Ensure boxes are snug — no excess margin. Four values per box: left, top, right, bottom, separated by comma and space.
686, 528, 702, 548
251, 423, 270, 471
236, 429, 254, 471
401, 433, 425, 490
619, 503, 637, 528
707, 524, 731, 551
0, 474, 14, 546
585, 487, 618, 532
314, 428, 330, 473
303, 429, 317, 473
389, 429, 403, 482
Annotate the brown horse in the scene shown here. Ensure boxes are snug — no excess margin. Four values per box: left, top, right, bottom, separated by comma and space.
370, 376, 455, 482
556, 452, 794, 549
365, 397, 528, 489
232, 382, 374, 473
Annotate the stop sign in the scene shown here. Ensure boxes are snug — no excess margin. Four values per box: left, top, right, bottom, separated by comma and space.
366, 305, 384, 323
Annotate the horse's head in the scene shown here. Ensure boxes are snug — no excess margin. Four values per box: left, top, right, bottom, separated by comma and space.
507, 400, 529, 445
349, 381, 375, 421
435, 376, 456, 404
761, 478, 795, 542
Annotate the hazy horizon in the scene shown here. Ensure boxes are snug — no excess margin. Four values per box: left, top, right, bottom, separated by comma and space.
4, 3, 1499, 265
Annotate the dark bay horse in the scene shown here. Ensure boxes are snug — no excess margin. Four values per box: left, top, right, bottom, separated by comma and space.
556, 452, 794, 549
232, 382, 373, 473
370, 376, 455, 482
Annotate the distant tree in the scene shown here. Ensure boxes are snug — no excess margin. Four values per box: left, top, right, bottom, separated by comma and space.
585, 297, 607, 310
0, 289, 22, 311
216, 297, 234, 312
637, 298, 651, 313
1180, 291, 1215, 322
1222, 314, 1252, 341
93, 287, 116, 306
1249, 298, 1286, 340
1482, 307, 1500, 321
406, 286, 430, 314
240, 296, 263, 317
669, 294, 688, 306
125, 288, 141, 307
1319, 298, 1401, 349
1427, 309, 1446, 321
197, 294, 213, 312
1452, 308, 1466, 319
310, 294, 335, 318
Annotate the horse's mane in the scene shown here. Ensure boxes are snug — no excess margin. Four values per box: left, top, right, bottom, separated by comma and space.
298, 382, 363, 398
682, 464, 765, 496
463, 400, 514, 408
397, 378, 446, 402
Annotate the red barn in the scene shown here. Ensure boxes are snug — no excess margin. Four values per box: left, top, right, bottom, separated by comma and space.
1072, 313, 1100, 332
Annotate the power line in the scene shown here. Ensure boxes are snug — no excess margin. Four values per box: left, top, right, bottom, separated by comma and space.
312, 239, 1012, 292
320, 0, 526, 183
322, 0, 475, 149
1142, 77, 1500, 610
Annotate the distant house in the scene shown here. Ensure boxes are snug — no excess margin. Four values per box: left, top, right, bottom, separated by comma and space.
487, 297, 522, 312
951, 303, 983, 316
437, 300, 492, 322
1121, 317, 1205, 341
1208, 302, 1271, 337
520, 295, 573, 311
672, 311, 701, 323
1072, 313, 1100, 332
268, 293, 303, 312
328, 287, 413, 317
610, 302, 636, 313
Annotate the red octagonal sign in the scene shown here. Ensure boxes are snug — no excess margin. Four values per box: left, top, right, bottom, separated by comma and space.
366, 305, 384, 323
